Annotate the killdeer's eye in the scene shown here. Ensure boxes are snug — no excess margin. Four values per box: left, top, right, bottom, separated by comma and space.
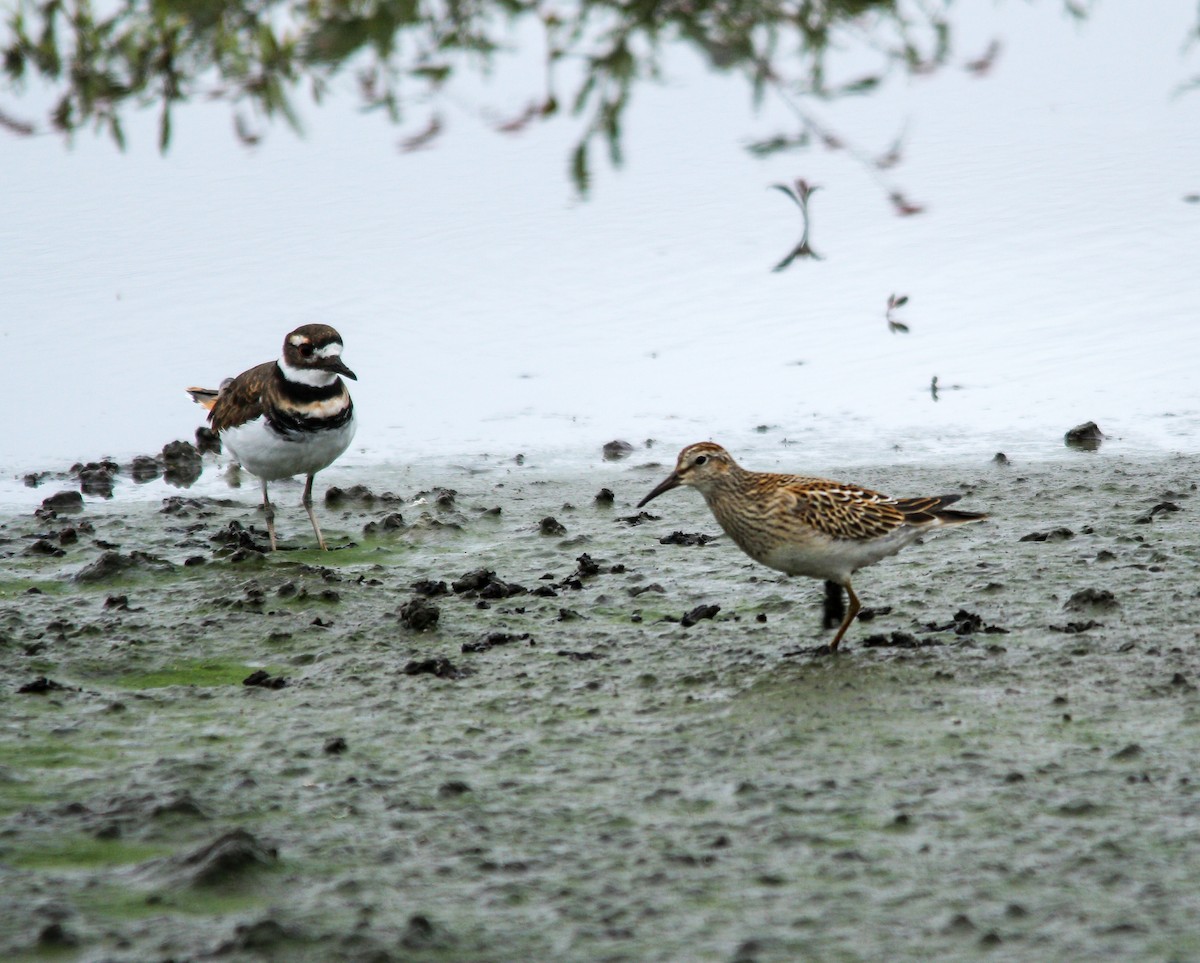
299, 342, 315, 358
694, 455, 708, 466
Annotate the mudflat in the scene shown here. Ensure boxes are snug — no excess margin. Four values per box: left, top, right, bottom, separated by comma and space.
2, 447, 1197, 961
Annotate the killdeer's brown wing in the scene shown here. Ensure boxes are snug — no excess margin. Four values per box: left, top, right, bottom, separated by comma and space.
780, 477, 908, 542
204, 361, 276, 432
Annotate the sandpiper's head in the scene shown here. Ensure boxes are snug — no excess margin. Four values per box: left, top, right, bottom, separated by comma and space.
280, 324, 357, 386
637, 442, 737, 507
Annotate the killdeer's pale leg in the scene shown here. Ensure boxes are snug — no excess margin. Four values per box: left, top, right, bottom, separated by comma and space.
302, 473, 328, 551
261, 480, 278, 552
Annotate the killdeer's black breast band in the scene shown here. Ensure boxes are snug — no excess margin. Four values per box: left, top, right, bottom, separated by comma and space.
278, 378, 346, 404
268, 399, 354, 436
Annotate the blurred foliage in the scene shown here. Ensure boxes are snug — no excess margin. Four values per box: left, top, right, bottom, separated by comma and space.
0, 0, 1191, 193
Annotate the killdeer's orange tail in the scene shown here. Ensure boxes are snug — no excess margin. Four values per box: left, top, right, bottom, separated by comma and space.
185, 386, 220, 410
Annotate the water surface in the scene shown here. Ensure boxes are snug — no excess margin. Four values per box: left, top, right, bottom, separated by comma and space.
1, 1, 1198, 509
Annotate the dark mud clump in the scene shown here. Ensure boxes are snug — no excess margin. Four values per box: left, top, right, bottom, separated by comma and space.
162, 829, 278, 887
1064, 421, 1105, 450
1049, 620, 1104, 634
74, 460, 119, 498
571, 553, 601, 578
556, 648, 603, 660
210, 521, 267, 554
401, 913, 454, 951
602, 440, 635, 461
451, 568, 527, 599
679, 604, 721, 627
161, 495, 239, 517
860, 632, 943, 649
1134, 501, 1183, 524
243, 670, 288, 689
129, 455, 162, 483
325, 484, 404, 506
462, 632, 534, 653
1064, 588, 1120, 612
161, 440, 203, 487
924, 609, 1009, 635
617, 511, 660, 526
39, 490, 84, 514
74, 550, 176, 583
1020, 527, 1076, 542
17, 676, 71, 694
659, 531, 716, 546
399, 596, 441, 631
362, 512, 405, 535
410, 487, 457, 510
34, 922, 78, 950
217, 920, 295, 955
403, 658, 472, 679
24, 539, 65, 558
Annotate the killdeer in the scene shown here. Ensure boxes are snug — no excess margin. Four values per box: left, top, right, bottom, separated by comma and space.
187, 324, 357, 551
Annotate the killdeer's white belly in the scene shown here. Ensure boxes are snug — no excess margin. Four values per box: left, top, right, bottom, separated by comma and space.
222, 414, 357, 482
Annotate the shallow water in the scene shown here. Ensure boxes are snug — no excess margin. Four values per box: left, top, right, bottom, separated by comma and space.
3, 2, 1199, 496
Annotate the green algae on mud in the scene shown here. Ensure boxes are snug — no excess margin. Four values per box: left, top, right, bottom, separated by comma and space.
7, 836, 171, 870
2, 450, 1200, 960
109, 659, 282, 690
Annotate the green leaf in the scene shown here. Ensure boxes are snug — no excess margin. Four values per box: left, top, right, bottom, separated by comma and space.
304, 18, 371, 64
110, 113, 126, 150
570, 140, 590, 197
158, 103, 171, 150
3, 44, 26, 80
837, 75, 880, 95
411, 63, 451, 84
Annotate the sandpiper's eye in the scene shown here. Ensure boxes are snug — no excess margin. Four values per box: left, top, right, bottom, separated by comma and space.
299, 342, 315, 358
694, 455, 708, 466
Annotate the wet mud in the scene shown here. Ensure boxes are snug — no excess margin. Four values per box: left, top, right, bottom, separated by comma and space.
2, 447, 1199, 961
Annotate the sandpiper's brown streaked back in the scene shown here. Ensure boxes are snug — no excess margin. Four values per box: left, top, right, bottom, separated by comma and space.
639, 442, 987, 652
187, 324, 357, 551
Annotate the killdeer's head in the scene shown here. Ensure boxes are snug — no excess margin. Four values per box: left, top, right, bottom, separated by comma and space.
638, 442, 736, 506
280, 324, 358, 387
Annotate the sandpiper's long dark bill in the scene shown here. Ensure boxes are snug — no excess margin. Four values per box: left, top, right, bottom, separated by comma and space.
640, 442, 987, 651
638, 472, 682, 506
186, 323, 357, 551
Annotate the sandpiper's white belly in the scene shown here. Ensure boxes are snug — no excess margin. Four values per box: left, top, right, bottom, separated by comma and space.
221, 414, 357, 482
761, 527, 924, 581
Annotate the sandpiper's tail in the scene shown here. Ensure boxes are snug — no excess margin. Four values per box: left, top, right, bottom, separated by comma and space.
896, 494, 988, 527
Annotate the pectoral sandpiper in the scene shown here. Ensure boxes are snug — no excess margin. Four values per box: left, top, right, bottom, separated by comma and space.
187, 324, 357, 551
638, 442, 987, 651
